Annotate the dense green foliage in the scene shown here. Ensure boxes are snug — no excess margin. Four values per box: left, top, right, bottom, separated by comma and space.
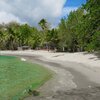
57, 0, 100, 52
0, 56, 52, 100
0, 0, 99, 52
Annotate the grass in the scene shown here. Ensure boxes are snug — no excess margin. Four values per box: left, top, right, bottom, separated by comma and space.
0, 55, 52, 100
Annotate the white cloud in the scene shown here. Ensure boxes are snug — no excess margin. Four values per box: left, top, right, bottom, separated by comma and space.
0, 11, 21, 24
0, 0, 66, 26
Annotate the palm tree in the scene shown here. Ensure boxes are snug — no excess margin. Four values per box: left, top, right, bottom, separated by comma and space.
38, 19, 49, 31
6, 22, 20, 50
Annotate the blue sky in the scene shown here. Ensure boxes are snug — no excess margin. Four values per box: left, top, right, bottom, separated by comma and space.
60, 0, 86, 21
0, 0, 86, 27
64, 0, 86, 7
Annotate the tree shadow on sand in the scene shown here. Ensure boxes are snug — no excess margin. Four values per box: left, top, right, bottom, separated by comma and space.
83, 52, 100, 61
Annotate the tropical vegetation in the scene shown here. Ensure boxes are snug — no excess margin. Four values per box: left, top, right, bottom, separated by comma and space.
0, 0, 99, 52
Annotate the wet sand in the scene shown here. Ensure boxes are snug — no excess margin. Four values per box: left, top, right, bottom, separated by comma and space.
21, 55, 100, 88
19, 55, 100, 100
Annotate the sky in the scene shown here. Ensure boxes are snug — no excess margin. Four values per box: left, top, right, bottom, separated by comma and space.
0, 0, 86, 27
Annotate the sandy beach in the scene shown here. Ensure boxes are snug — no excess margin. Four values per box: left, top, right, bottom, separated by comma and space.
1, 50, 100, 67
1, 50, 100, 100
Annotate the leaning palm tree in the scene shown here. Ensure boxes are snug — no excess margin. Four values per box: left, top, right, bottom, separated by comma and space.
38, 19, 49, 31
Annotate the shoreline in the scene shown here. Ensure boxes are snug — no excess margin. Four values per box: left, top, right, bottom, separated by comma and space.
0, 50, 100, 67
21, 55, 100, 88
1, 50, 100, 86
1, 52, 100, 87
1, 50, 100, 100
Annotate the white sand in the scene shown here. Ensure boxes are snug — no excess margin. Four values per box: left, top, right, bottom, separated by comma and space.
0, 50, 100, 68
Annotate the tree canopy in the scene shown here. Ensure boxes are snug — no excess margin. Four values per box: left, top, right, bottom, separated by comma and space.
0, 0, 100, 52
